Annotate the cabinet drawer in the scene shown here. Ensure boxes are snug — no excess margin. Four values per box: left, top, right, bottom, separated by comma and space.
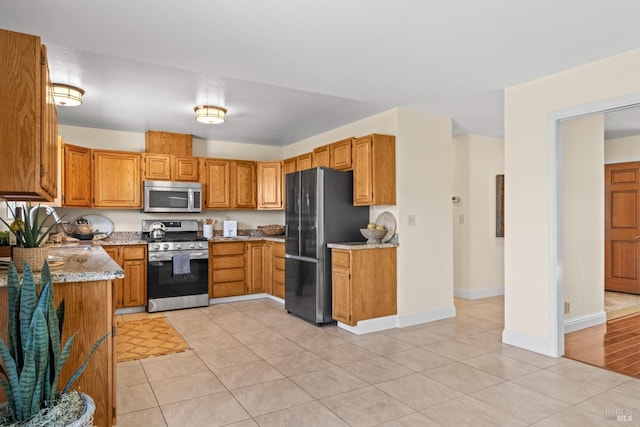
274, 257, 285, 271
212, 281, 245, 297
332, 250, 350, 268
211, 242, 245, 256
122, 246, 146, 260
213, 267, 245, 283
213, 255, 245, 269
273, 243, 285, 257
273, 269, 285, 284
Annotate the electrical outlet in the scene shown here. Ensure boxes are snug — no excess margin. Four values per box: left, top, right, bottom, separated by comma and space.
564, 301, 570, 314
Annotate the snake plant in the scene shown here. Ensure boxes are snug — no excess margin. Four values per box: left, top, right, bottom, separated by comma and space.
0, 261, 108, 424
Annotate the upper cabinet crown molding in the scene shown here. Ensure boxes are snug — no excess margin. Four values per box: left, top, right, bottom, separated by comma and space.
0, 29, 58, 201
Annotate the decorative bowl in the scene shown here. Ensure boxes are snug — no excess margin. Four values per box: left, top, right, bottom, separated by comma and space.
258, 225, 285, 236
360, 228, 386, 244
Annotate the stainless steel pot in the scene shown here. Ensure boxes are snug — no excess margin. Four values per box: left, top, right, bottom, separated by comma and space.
149, 222, 166, 239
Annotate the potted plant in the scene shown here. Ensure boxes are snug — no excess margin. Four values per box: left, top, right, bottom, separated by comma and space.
0, 203, 61, 272
0, 261, 107, 426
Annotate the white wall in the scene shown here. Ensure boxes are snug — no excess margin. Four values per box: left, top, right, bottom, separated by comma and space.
57, 125, 285, 231
562, 115, 605, 326
504, 48, 640, 356
605, 135, 640, 163
452, 134, 504, 299
287, 108, 455, 321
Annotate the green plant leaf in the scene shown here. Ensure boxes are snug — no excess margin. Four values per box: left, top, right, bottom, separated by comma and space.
0, 340, 20, 422
19, 263, 37, 363
7, 262, 21, 365
52, 333, 75, 397
29, 309, 49, 417
19, 349, 36, 421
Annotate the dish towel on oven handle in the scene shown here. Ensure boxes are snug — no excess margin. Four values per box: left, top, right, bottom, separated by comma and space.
172, 252, 191, 276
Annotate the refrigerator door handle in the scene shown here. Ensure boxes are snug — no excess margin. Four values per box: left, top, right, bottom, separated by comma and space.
285, 254, 319, 263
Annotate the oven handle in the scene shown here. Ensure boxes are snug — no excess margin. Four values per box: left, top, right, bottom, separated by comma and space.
148, 252, 209, 261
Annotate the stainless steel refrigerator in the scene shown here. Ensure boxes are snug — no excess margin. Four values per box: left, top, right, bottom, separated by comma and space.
285, 167, 369, 324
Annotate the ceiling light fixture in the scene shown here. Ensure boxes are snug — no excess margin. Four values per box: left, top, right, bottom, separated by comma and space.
52, 83, 85, 106
194, 105, 227, 124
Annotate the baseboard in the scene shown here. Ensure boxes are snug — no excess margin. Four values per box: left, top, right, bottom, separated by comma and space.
454, 286, 504, 300
337, 315, 397, 335
502, 328, 560, 358
564, 311, 606, 334
267, 295, 284, 304
336, 305, 457, 334
209, 293, 270, 304
397, 305, 456, 328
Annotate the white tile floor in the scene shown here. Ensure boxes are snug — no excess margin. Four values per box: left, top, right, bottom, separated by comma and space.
116, 296, 640, 426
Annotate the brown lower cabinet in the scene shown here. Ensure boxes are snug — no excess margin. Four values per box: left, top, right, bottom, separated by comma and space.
332, 247, 397, 326
104, 245, 147, 309
209, 241, 246, 297
272, 242, 285, 299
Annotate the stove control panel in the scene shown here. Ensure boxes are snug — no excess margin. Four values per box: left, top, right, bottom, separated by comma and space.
149, 241, 207, 252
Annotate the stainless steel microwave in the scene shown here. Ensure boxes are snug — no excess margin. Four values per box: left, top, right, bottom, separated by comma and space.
143, 180, 202, 213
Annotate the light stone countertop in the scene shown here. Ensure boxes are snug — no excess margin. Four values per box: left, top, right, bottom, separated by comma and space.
327, 242, 399, 250
0, 244, 124, 287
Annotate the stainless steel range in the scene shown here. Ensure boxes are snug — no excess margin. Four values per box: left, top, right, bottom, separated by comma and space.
142, 219, 209, 312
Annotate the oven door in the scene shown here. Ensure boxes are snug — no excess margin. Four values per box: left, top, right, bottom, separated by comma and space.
147, 252, 209, 307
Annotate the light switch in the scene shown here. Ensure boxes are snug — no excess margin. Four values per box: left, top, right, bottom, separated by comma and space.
408, 214, 416, 226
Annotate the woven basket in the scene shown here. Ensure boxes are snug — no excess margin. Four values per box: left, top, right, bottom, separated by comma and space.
66, 393, 95, 427
12, 246, 49, 272
258, 225, 285, 236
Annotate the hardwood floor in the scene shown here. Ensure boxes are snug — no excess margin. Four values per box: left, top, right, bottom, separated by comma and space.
565, 313, 640, 378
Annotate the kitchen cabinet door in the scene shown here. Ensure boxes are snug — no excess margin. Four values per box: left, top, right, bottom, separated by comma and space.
232, 160, 257, 209
353, 134, 396, 206
0, 29, 58, 201
312, 146, 330, 168
296, 153, 313, 171
93, 150, 142, 208
202, 158, 231, 208
330, 137, 354, 170
62, 143, 92, 207
122, 246, 147, 308
143, 153, 171, 181
247, 241, 272, 294
173, 156, 199, 181
257, 161, 283, 210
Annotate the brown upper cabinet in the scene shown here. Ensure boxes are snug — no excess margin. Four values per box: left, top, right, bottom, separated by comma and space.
93, 150, 142, 208
142, 153, 199, 181
201, 159, 256, 209
330, 137, 354, 170
283, 157, 297, 176
353, 134, 396, 206
0, 29, 58, 201
62, 143, 92, 207
296, 153, 313, 171
257, 161, 283, 210
312, 146, 330, 168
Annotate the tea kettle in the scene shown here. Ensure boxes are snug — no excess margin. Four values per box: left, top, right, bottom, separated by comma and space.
149, 222, 166, 239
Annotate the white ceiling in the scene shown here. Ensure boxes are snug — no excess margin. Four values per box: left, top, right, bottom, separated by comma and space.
3, 0, 640, 146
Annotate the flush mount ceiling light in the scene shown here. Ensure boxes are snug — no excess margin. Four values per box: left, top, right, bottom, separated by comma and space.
194, 105, 227, 124
52, 83, 85, 106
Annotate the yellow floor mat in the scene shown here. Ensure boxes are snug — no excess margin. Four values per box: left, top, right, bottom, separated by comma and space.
116, 317, 189, 363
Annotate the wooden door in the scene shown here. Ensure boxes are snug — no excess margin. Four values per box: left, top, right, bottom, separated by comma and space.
330, 138, 353, 170
173, 156, 199, 181
233, 161, 257, 208
353, 136, 374, 205
606, 162, 640, 293
143, 153, 171, 180
63, 144, 92, 207
93, 150, 141, 208
203, 159, 230, 208
257, 161, 283, 209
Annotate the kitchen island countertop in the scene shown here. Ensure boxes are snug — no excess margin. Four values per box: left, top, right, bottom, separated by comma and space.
0, 244, 124, 286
